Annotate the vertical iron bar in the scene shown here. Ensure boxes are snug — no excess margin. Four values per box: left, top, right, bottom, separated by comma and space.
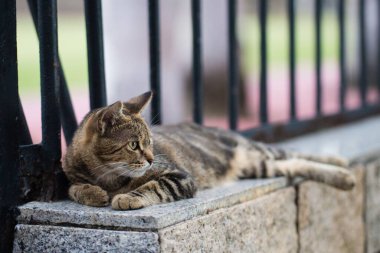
84, 0, 107, 109
0, 0, 21, 251
288, 0, 297, 120
338, 0, 347, 111
38, 0, 62, 200
18, 96, 33, 145
259, 0, 268, 124
359, 0, 367, 106
148, 0, 162, 125
228, 0, 239, 130
192, 0, 203, 124
315, 0, 322, 116
27, 0, 78, 145
378, 0, 380, 98
39, 0, 61, 157
59, 73, 78, 144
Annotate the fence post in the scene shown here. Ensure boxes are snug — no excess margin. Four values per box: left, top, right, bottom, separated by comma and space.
315, 0, 323, 116
228, 0, 239, 130
0, 0, 21, 251
85, 0, 107, 109
259, 0, 268, 124
192, 0, 203, 125
27, 0, 78, 145
148, 0, 162, 125
38, 0, 64, 200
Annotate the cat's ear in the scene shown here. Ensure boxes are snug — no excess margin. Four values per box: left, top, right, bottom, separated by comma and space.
97, 101, 123, 135
123, 91, 153, 114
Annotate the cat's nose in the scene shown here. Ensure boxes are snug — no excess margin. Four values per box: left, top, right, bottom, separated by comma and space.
143, 150, 154, 165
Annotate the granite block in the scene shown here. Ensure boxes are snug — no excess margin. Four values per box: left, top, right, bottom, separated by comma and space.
298, 166, 365, 253
17, 178, 286, 230
13, 224, 159, 253
366, 159, 380, 253
159, 188, 297, 253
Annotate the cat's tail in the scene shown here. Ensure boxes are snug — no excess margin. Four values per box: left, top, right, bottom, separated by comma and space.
264, 158, 356, 191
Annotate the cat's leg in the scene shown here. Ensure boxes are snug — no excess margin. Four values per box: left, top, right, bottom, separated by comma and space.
263, 145, 349, 167
111, 171, 196, 210
289, 152, 349, 167
254, 143, 348, 167
68, 183, 109, 207
264, 158, 355, 190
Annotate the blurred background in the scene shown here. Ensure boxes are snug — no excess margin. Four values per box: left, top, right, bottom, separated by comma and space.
16, 0, 380, 145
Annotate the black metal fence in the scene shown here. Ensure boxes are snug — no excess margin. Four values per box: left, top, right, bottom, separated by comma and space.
1, 0, 380, 251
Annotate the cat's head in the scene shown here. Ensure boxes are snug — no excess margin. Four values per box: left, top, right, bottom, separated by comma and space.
80, 91, 154, 177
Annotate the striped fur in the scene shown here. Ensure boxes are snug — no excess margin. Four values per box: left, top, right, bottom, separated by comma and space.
63, 92, 355, 210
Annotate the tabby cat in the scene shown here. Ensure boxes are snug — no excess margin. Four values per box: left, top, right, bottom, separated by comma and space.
63, 91, 355, 210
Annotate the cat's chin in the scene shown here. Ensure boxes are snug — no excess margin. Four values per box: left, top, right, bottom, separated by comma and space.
125, 163, 151, 178
128, 169, 148, 178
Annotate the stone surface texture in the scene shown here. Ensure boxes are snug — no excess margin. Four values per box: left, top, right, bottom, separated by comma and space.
278, 116, 380, 253
159, 188, 297, 253
366, 159, 380, 253
17, 178, 286, 230
278, 116, 380, 160
13, 224, 159, 253
297, 166, 364, 253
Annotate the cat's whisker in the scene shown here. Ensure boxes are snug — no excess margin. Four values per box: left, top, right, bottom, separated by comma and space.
152, 161, 170, 165
95, 166, 127, 182
107, 162, 129, 166
118, 169, 141, 178
154, 154, 167, 157
89, 165, 110, 175
149, 113, 161, 126
91, 162, 126, 171
152, 163, 169, 167
115, 162, 152, 178
89, 162, 127, 176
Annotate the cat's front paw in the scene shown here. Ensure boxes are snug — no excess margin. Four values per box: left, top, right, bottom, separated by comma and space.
69, 184, 109, 207
111, 193, 146, 210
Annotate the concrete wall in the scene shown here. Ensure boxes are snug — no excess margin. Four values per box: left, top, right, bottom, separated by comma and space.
13, 116, 380, 253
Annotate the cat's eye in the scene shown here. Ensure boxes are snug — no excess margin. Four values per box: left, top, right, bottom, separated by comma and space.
129, 141, 138, 150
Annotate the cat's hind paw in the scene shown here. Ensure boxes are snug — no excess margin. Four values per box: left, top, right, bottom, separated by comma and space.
335, 170, 356, 190
325, 156, 349, 167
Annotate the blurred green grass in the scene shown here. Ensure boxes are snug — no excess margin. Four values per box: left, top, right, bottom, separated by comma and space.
17, 14, 88, 96
241, 13, 339, 74
16, 12, 341, 96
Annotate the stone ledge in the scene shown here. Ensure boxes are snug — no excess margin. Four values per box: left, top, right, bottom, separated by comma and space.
159, 187, 298, 253
277, 116, 380, 253
14, 116, 380, 253
17, 178, 286, 231
297, 165, 365, 253
278, 115, 380, 160
366, 159, 380, 253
